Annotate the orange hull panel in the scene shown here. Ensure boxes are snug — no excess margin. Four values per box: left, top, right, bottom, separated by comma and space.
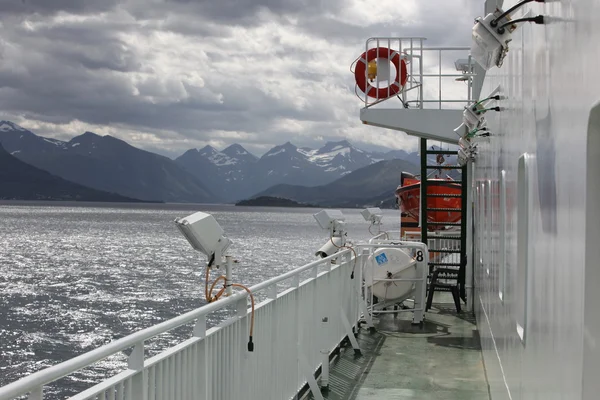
395, 180, 462, 229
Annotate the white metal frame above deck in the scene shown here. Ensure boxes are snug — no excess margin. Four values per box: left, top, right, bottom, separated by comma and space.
355, 40, 474, 145
360, 108, 462, 144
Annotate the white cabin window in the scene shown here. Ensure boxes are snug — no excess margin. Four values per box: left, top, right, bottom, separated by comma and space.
499, 170, 507, 303
516, 154, 531, 344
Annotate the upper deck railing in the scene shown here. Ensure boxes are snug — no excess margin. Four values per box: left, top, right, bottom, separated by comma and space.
352, 37, 474, 109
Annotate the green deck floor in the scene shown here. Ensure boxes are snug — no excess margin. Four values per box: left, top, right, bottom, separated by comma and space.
309, 298, 490, 400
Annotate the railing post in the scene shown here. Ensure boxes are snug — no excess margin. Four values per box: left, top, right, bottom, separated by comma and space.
193, 316, 208, 400
128, 341, 146, 400
412, 244, 428, 325
193, 315, 206, 338
320, 349, 330, 391
340, 309, 361, 355
268, 283, 278, 300
27, 387, 42, 400
225, 255, 233, 296
358, 249, 374, 329
236, 297, 248, 398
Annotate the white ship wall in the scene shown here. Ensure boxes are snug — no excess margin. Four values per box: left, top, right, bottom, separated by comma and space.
472, 0, 600, 399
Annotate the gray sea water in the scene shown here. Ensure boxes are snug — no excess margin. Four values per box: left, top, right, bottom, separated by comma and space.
0, 202, 399, 398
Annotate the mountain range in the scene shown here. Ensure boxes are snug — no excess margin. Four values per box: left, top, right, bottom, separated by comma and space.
0, 121, 215, 203
254, 158, 420, 208
175, 139, 422, 202
0, 120, 431, 204
0, 143, 138, 202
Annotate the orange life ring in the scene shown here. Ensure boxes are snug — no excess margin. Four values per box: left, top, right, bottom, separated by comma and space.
354, 47, 408, 99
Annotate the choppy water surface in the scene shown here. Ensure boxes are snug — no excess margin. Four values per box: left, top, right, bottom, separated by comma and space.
0, 202, 398, 398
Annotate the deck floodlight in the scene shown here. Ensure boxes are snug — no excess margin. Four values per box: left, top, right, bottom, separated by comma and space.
314, 209, 345, 231
315, 237, 343, 258
314, 209, 346, 252
458, 148, 470, 166
459, 137, 471, 150
175, 212, 231, 266
454, 58, 472, 73
361, 207, 383, 225
471, 11, 512, 70
463, 105, 485, 131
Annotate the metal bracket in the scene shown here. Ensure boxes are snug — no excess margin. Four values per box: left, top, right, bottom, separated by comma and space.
299, 352, 325, 400
341, 309, 362, 355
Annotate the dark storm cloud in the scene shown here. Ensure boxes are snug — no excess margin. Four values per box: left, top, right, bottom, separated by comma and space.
151, 0, 347, 23
11, 19, 143, 73
0, 0, 476, 155
0, 0, 120, 15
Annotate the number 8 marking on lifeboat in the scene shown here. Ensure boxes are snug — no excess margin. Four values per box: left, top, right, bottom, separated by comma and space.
354, 47, 408, 99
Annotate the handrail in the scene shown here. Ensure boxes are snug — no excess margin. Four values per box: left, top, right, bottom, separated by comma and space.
0, 249, 351, 400
358, 37, 473, 109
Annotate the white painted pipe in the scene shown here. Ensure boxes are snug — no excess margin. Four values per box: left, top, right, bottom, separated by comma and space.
225, 256, 233, 296
320, 350, 330, 389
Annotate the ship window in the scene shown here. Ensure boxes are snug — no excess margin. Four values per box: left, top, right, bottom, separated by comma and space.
516, 154, 531, 344
499, 170, 507, 303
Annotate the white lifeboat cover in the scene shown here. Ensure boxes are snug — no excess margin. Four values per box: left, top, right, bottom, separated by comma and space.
364, 247, 417, 301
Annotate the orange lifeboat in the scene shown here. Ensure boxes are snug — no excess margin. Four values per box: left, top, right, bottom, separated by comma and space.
395, 172, 462, 230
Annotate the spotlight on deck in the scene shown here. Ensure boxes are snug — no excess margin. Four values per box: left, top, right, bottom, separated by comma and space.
361, 207, 383, 225
454, 58, 472, 74
314, 209, 346, 258
471, 10, 513, 70
175, 211, 231, 268
463, 105, 485, 132
314, 209, 345, 233
315, 237, 343, 258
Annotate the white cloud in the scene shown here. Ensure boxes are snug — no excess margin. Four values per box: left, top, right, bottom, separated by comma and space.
0, 0, 475, 157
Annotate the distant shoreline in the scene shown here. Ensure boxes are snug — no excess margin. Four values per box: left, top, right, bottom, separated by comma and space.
235, 196, 319, 208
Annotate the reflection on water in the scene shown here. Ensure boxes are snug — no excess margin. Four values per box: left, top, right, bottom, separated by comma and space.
0, 202, 398, 398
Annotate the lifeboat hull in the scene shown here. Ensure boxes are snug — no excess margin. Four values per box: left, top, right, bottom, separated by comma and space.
395, 173, 462, 229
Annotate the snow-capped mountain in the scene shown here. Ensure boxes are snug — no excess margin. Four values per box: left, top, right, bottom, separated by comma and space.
0, 122, 217, 203
0, 118, 422, 204
297, 140, 375, 173
176, 139, 421, 202
0, 120, 68, 156
175, 145, 258, 201
222, 143, 258, 164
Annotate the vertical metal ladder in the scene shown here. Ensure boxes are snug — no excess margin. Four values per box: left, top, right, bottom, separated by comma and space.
420, 138, 468, 313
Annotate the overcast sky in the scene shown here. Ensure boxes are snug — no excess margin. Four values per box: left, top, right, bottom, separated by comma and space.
0, 0, 481, 158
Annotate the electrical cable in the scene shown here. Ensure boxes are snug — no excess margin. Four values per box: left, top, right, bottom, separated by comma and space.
476, 106, 502, 114
204, 266, 211, 302
207, 275, 226, 302
204, 272, 256, 352
490, 0, 545, 27
329, 235, 358, 279
230, 283, 256, 352
497, 15, 545, 34
474, 95, 501, 107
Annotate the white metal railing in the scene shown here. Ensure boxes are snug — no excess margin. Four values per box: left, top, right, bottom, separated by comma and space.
403, 231, 461, 259
0, 250, 362, 400
0, 240, 431, 400
353, 37, 474, 109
